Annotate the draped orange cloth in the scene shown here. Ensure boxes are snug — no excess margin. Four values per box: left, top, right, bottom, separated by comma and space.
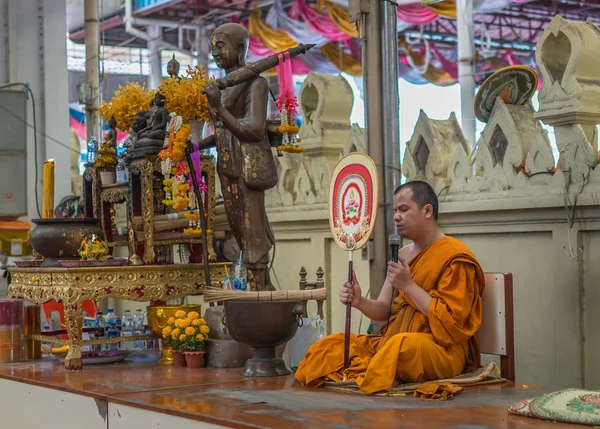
295, 236, 485, 395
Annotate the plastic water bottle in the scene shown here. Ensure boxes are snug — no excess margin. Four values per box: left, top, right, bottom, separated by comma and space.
41, 325, 52, 358
105, 308, 119, 351
122, 310, 134, 350
87, 136, 98, 163
94, 311, 105, 352
222, 275, 234, 290
133, 308, 145, 350
231, 257, 248, 291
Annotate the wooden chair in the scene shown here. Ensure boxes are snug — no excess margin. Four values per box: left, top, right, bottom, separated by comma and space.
476, 273, 515, 381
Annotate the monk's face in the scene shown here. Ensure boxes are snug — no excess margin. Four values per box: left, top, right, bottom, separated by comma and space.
393, 188, 434, 239
211, 33, 239, 70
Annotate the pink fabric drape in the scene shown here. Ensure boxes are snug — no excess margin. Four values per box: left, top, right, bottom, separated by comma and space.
246, 29, 312, 75
289, 0, 350, 42
397, 4, 439, 25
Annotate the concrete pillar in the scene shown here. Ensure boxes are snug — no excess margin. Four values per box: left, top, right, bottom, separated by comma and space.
6, 0, 71, 219
84, 0, 100, 144
148, 25, 163, 90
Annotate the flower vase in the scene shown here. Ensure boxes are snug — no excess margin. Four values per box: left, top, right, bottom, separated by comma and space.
188, 120, 205, 144
99, 170, 116, 186
184, 351, 206, 369
172, 350, 187, 366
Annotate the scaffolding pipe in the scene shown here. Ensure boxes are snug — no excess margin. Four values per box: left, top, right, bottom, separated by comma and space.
381, 0, 400, 258
363, 0, 387, 303
456, 0, 477, 148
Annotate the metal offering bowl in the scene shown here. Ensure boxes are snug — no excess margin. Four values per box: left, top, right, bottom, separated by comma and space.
224, 300, 303, 377
147, 304, 202, 364
30, 218, 104, 267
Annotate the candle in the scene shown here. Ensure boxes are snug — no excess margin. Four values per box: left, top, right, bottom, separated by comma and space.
42, 159, 55, 218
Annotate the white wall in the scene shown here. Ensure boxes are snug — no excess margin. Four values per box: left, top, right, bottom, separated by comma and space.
3, 0, 71, 220
439, 197, 600, 389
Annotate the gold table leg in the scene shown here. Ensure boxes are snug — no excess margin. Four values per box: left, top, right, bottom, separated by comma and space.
63, 302, 83, 370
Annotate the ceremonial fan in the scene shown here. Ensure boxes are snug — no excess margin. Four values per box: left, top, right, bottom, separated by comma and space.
328, 152, 379, 370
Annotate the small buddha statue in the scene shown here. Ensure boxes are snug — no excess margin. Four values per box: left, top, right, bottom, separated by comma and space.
131, 91, 169, 158
106, 116, 117, 148
167, 54, 180, 79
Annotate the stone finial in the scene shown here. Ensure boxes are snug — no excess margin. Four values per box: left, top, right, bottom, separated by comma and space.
535, 15, 600, 128
402, 110, 470, 193
298, 72, 353, 144
475, 98, 555, 191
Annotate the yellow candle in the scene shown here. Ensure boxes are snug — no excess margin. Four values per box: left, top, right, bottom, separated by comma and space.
42, 159, 55, 219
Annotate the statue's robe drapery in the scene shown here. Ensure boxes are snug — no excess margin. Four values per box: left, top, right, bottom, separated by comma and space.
213, 75, 277, 269
295, 236, 485, 395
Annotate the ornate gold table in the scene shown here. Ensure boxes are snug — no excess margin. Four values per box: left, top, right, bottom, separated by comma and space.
7, 263, 229, 370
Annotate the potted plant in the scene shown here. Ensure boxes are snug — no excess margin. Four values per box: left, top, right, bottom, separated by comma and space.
95, 141, 118, 185
161, 315, 186, 366
170, 309, 209, 368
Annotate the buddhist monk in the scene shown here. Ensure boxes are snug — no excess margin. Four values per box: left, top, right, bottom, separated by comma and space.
295, 180, 485, 395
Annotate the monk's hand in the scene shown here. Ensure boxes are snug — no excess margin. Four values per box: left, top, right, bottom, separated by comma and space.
339, 269, 362, 308
387, 257, 414, 291
203, 81, 222, 110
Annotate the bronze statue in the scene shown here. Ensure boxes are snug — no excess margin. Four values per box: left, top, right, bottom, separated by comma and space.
106, 116, 117, 148
167, 54, 180, 79
187, 23, 278, 291
132, 91, 169, 158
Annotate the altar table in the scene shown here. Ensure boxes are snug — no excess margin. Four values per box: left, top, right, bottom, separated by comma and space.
7, 263, 229, 370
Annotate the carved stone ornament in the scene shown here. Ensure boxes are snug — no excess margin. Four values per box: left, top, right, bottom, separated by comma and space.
535, 15, 600, 126
402, 110, 470, 193
475, 98, 557, 192
298, 72, 353, 144
343, 124, 365, 156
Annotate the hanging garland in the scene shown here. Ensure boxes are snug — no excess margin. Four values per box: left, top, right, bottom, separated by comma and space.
275, 51, 304, 154
159, 113, 194, 211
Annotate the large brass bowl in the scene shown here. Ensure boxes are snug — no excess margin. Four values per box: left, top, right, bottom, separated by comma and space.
147, 304, 201, 364
225, 300, 303, 377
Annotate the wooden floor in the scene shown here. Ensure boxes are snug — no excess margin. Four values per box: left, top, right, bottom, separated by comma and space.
0, 353, 584, 429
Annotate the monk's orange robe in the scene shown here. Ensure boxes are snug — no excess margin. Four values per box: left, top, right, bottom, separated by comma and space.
295, 236, 485, 394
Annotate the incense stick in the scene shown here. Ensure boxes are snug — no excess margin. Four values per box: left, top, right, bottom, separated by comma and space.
203, 289, 327, 303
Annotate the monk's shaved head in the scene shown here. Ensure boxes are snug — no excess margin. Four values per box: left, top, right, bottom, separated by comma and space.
394, 181, 438, 221
212, 23, 249, 59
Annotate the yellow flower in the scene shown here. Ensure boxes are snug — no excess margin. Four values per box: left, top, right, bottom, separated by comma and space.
185, 327, 196, 336
179, 334, 186, 341
187, 311, 200, 321
175, 310, 187, 319
159, 66, 211, 123
167, 317, 175, 325
192, 319, 202, 327
198, 318, 206, 326
179, 319, 190, 329
162, 326, 172, 338
171, 328, 180, 338
200, 325, 210, 335
196, 333, 205, 341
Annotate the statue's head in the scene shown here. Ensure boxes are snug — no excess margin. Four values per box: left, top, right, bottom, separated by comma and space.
108, 116, 116, 129
211, 23, 249, 70
152, 90, 166, 108
132, 112, 147, 133
167, 54, 180, 77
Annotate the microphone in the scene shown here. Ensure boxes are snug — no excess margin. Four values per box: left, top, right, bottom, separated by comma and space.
389, 234, 401, 263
